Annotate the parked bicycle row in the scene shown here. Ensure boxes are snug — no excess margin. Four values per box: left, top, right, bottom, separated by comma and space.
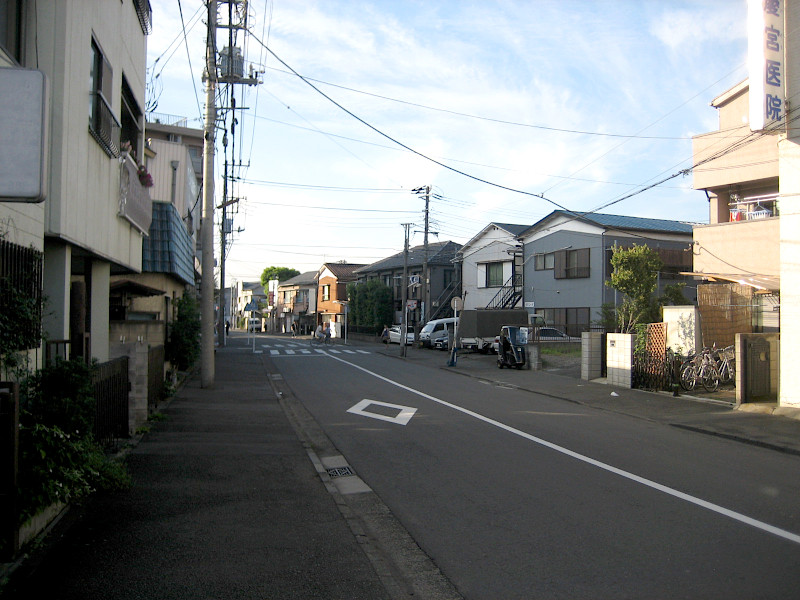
678, 345, 736, 393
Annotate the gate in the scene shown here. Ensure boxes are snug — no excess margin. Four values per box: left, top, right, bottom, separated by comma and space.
632, 323, 672, 391
92, 356, 129, 448
745, 337, 771, 401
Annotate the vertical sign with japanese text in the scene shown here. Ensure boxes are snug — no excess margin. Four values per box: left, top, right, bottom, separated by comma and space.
749, 0, 785, 131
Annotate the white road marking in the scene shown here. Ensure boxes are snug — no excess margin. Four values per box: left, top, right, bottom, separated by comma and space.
326, 353, 800, 546
347, 399, 417, 425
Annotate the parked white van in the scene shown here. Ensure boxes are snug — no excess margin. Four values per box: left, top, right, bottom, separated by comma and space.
248, 318, 262, 332
419, 317, 458, 348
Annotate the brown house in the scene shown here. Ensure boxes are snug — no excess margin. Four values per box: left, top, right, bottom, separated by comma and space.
315, 262, 366, 338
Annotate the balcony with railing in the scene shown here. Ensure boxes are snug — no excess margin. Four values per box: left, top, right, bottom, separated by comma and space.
118, 154, 153, 235
728, 193, 779, 222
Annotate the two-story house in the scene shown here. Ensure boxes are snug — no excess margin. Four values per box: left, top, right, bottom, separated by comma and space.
520, 211, 695, 336
236, 281, 267, 328
276, 271, 317, 335
316, 262, 366, 338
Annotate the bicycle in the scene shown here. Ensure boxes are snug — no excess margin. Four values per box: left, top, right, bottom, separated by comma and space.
716, 345, 736, 386
679, 347, 721, 392
310, 333, 330, 346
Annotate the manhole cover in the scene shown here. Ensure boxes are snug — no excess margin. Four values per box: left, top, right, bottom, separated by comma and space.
326, 466, 354, 478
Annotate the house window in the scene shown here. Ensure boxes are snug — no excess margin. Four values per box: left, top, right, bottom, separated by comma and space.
89, 38, 120, 156
322, 284, 330, 301
486, 262, 504, 287
555, 248, 590, 279
120, 76, 143, 157
534, 252, 555, 271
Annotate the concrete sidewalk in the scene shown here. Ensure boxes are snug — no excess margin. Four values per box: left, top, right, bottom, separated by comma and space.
387, 341, 800, 457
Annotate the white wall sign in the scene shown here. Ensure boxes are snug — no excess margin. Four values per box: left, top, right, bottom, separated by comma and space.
748, 0, 785, 131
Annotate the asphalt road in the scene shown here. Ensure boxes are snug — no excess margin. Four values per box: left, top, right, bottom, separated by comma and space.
270, 339, 800, 599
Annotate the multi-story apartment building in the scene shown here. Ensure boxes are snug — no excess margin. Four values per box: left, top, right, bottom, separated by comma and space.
520, 211, 695, 336
355, 241, 461, 328
108, 116, 201, 348
0, 1, 152, 366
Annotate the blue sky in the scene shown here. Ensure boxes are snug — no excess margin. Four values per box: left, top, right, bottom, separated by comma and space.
146, 0, 748, 283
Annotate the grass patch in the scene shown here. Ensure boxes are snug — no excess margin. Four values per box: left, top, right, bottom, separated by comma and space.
540, 344, 581, 357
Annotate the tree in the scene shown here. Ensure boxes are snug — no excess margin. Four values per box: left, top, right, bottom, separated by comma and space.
260, 266, 300, 289
347, 280, 393, 331
605, 244, 664, 333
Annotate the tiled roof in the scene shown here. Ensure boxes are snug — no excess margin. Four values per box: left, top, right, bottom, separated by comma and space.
320, 262, 368, 281
279, 271, 317, 287
356, 241, 462, 273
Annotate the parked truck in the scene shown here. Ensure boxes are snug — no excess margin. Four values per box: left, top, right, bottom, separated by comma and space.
458, 309, 544, 353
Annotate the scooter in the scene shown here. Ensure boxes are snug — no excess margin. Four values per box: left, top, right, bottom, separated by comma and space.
497, 325, 528, 369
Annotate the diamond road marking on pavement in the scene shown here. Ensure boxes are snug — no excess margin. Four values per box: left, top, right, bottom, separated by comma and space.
347, 399, 417, 426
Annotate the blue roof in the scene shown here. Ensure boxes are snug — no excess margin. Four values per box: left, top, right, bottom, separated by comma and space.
546, 210, 696, 234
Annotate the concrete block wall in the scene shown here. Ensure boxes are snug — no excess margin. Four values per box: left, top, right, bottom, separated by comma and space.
110, 342, 150, 435
581, 332, 604, 380
606, 333, 634, 388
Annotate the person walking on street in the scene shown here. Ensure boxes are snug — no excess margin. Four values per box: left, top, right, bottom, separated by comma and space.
291, 322, 297, 338
323, 323, 331, 345
381, 324, 389, 345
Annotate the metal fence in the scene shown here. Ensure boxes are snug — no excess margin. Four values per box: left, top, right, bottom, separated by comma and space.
92, 356, 129, 448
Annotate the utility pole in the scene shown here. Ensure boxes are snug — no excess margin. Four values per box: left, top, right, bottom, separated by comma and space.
200, 0, 218, 388
216, 1, 262, 349
413, 186, 431, 330
401, 223, 411, 358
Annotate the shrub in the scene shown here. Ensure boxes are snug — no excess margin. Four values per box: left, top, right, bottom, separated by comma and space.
166, 292, 201, 371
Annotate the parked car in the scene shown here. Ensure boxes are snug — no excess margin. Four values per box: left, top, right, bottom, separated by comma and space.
537, 327, 578, 341
248, 318, 262, 332
388, 325, 414, 345
419, 317, 458, 348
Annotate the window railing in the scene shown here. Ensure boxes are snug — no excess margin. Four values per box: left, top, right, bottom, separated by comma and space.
133, 0, 153, 35
90, 91, 120, 157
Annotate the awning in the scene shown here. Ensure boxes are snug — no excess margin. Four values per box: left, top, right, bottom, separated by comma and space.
110, 279, 166, 297
680, 272, 780, 293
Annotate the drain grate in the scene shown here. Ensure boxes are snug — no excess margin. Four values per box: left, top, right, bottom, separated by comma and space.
326, 466, 354, 478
